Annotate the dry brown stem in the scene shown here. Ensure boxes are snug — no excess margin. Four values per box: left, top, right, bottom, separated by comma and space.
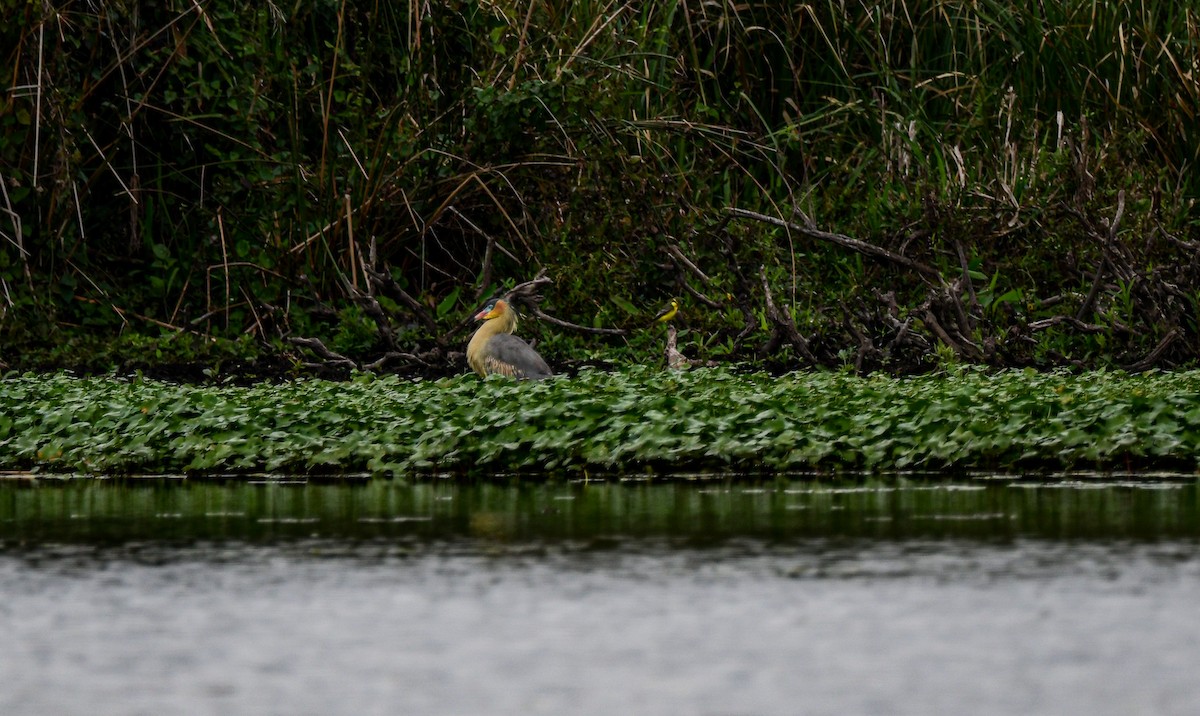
1121, 328, 1181, 372
287, 336, 355, 368
728, 207, 942, 280
758, 266, 817, 363
1076, 189, 1127, 322
364, 265, 438, 335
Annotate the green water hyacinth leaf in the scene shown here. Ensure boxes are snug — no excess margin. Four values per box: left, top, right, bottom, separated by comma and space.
2, 368, 1200, 476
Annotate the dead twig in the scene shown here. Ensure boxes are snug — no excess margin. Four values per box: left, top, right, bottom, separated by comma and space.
728, 207, 942, 280
844, 312, 879, 373
759, 267, 817, 363
953, 240, 980, 331
1120, 328, 1180, 372
362, 349, 445, 372
287, 336, 355, 368
348, 238, 396, 349
1076, 189, 1126, 322
349, 287, 396, 350
447, 206, 502, 301
717, 231, 758, 347
502, 269, 553, 310
1026, 315, 1109, 334
364, 265, 439, 335
665, 244, 712, 283
529, 308, 628, 336
923, 309, 982, 360
665, 244, 725, 309
680, 282, 725, 310
875, 290, 930, 354
489, 270, 628, 336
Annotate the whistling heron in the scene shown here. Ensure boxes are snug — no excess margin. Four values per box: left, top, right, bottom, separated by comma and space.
466, 298, 553, 380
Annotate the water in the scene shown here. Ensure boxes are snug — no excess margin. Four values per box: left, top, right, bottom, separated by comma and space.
2, 476, 1199, 715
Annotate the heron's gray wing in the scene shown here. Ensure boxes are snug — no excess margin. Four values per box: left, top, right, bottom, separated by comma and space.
483, 334, 553, 380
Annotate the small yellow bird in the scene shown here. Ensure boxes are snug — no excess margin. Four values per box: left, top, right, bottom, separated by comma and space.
652, 298, 679, 324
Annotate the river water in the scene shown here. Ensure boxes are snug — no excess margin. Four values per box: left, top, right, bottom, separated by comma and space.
2, 476, 1199, 715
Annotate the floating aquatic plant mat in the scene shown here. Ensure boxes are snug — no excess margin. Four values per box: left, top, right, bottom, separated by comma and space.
2, 368, 1198, 477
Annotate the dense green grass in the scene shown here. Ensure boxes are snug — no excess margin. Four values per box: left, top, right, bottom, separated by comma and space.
2, 368, 1199, 476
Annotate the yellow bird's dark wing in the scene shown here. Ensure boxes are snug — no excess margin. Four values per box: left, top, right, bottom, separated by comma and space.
652, 300, 679, 323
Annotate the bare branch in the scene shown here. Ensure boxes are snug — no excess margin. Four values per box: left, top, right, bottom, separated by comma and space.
480, 270, 628, 336
1026, 315, 1109, 334
715, 231, 759, 348
502, 269, 553, 309
680, 282, 725, 309
1076, 189, 1127, 321
1121, 328, 1180, 372
954, 239, 979, 329
362, 349, 444, 372
446, 206, 500, 301
529, 307, 628, 336
287, 337, 356, 368
759, 267, 817, 363
364, 265, 438, 335
664, 243, 724, 308
923, 310, 982, 360
729, 207, 942, 280
665, 244, 712, 283
349, 286, 396, 349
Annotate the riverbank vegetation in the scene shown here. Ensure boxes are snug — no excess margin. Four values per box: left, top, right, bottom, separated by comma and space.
2, 2, 1198, 375
2, 369, 1198, 476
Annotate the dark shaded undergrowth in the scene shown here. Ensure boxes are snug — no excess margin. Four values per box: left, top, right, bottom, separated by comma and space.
2, 2, 1198, 375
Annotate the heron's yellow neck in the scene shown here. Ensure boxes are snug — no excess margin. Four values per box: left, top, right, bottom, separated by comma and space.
466, 307, 519, 375
469, 313, 512, 346
499, 306, 518, 334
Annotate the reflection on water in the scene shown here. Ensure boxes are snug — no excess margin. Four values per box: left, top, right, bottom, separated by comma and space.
1, 475, 1198, 545
3, 476, 1200, 716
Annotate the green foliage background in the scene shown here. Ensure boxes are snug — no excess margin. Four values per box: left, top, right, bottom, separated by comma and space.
2, 1, 1198, 371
